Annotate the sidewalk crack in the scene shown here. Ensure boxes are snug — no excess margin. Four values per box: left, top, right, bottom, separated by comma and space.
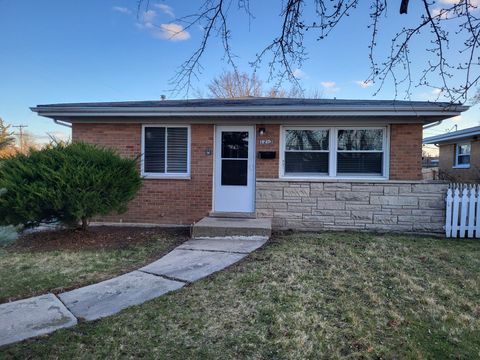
177, 247, 250, 255
137, 270, 189, 284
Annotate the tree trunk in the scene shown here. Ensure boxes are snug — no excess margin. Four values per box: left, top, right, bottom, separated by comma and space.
400, 0, 409, 14
81, 217, 88, 231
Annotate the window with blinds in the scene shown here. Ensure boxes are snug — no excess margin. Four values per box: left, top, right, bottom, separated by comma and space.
454, 143, 471, 168
337, 129, 384, 175
282, 127, 387, 178
284, 129, 329, 175
143, 126, 189, 176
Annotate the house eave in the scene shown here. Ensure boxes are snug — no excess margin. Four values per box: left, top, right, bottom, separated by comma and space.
423, 128, 480, 145
31, 105, 467, 122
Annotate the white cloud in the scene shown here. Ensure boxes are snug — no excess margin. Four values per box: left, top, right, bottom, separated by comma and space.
418, 87, 444, 101
136, 7, 190, 41
113, 6, 132, 14
142, 9, 157, 24
439, 0, 480, 7
440, 0, 471, 4
155, 4, 175, 18
292, 68, 307, 79
354, 80, 373, 88
432, 7, 459, 19
321, 81, 336, 88
320, 81, 340, 92
155, 23, 191, 41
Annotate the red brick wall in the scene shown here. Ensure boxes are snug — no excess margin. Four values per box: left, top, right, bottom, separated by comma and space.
389, 123, 422, 180
438, 140, 480, 182
256, 124, 280, 178
72, 123, 214, 225
72, 122, 422, 225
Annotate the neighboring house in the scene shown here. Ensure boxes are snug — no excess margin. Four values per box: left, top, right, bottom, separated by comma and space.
32, 98, 467, 234
423, 126, 480, 182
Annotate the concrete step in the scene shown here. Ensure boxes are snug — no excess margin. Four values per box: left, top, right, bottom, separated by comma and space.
209, 211, 256, 219
192, 217, 272, 238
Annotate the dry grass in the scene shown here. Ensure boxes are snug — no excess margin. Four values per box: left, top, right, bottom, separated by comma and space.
2, 232, 480, 359
0, 228, 186, 302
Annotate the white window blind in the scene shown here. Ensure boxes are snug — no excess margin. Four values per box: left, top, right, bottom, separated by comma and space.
143, 126, 189, 176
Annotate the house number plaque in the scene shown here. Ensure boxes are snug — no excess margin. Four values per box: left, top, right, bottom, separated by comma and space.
259, 139, 273, 145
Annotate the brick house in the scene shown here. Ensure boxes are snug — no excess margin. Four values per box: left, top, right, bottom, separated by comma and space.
32, 98, 467, 234
424, 126, 480, 182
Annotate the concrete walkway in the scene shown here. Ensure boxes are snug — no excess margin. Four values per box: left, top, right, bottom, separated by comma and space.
0, 236, 267, 347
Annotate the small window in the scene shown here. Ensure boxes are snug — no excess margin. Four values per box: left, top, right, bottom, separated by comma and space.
284, 129, 329, 175
143, 126, 190, 177
337, 129, 384, 175
455, 143, 471, 168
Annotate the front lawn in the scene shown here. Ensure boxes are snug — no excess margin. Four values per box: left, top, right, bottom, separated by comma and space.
0, 226, 187, 302
3, 232, 480, 359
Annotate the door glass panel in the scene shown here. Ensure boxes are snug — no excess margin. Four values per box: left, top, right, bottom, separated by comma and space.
221, 131, 249, 186
222, 132, 248, 158
222, 160, 248, 186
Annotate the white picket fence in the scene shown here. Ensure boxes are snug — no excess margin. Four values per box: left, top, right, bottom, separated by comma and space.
445, 184, 480, 238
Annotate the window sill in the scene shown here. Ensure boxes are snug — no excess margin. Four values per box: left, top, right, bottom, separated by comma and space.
452, 166, 470, 169
142, 174, 191, 180
280, 175, 388, 181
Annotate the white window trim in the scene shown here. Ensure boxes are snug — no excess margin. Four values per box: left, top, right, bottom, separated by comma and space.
279, 125, 390, 180
453, 142, 471, 169
141, 124, 191, 179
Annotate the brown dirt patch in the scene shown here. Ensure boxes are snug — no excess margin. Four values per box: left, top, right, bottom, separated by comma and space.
12, 226, 190, 252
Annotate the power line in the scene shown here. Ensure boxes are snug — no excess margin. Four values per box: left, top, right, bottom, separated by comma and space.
12, 124, 28, 152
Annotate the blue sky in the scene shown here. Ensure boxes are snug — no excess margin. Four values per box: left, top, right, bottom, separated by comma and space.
0, 0, 478, 146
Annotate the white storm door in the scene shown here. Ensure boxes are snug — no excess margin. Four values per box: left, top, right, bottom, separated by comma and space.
214, 126, 255, 213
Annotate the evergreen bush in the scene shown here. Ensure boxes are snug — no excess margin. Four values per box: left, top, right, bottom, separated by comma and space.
0, 142, 141, 230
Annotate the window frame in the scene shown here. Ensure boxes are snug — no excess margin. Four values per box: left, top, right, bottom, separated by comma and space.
279, 125, 389, 180
454, 142, 471, 169
141, 124, 191, 179
283, 127, 331, 177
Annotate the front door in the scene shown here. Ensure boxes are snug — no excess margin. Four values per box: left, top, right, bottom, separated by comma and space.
214, 125, 255, 213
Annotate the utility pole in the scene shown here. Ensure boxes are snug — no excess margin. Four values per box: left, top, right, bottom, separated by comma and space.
12, 124, 28, 152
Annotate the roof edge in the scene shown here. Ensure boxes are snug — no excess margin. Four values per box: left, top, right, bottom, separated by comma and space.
31, 104, 469, 117
423, 125, 480, 144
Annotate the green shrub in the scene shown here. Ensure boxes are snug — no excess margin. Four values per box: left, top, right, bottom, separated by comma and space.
0, 142, 142, 230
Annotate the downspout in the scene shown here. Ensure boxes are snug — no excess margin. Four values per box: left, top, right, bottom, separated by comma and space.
53, 119, 72, 128
423, 120, 442, 130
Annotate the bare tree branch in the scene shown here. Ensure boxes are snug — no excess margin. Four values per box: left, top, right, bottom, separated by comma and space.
206, 71, 321, 98
136, 0, 480, 103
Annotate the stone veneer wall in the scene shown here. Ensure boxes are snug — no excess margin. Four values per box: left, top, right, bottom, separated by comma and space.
256, 180, 448, 234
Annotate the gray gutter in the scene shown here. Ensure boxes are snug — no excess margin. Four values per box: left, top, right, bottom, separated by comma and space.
31, 104, 468, 118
